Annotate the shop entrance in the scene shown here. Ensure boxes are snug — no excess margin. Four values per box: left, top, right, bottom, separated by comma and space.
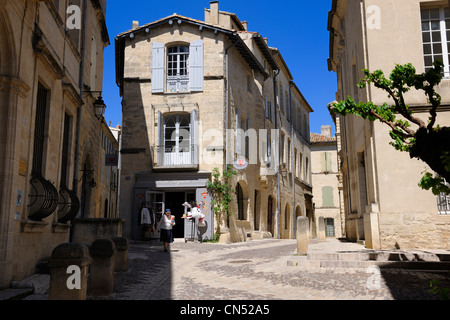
165, 192, 187, 238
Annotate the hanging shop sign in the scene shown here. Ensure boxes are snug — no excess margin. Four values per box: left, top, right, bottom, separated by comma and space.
233, 156, 248, 170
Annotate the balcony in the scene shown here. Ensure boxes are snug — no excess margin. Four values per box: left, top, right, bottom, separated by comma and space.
152, 145, 199, 171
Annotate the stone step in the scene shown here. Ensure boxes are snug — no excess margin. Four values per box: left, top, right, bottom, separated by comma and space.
301, 259, 450, 270
307, 251, 450, 263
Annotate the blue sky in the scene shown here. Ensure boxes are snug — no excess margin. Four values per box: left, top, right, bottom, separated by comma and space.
102, 0, 337, 135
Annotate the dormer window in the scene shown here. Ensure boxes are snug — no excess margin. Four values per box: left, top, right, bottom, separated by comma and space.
167, 45, 190, 93
152, 40, 204, 93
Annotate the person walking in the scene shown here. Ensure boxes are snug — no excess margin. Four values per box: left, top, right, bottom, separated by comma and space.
159, 209, 175, 252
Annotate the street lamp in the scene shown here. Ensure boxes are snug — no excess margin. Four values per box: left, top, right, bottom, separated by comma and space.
84, 91, 107, 120
93, 95, 106, 120
280, 164, 287, 178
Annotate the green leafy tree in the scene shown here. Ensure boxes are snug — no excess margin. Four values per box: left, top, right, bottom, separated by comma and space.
331, 61, 450, 194
206, 166, 238, 233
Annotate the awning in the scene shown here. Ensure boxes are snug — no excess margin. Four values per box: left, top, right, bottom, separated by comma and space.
133, 171, 211, 190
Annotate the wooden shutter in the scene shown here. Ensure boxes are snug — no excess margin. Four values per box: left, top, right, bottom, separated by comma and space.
157, 111, 163, 165
191, 110, 199, 165
152, 42, 165, 93
322, 186, 334, 207
189, 40, 203, 92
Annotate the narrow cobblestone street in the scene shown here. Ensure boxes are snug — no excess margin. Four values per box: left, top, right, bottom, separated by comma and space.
107, 239, 449, 301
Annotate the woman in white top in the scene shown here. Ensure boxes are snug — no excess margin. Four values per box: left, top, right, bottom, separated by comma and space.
159, 209, 175, 252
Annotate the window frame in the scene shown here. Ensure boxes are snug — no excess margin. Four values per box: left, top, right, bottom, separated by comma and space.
420, 7, 450, 78
166, 45, 190, 93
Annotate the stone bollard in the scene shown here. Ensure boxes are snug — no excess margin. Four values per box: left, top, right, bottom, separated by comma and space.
48, 243, 92, 300
87, 238, 116, 297
318, 216, 326, 241
296, 216, 310, 255
112, 237, 129, 272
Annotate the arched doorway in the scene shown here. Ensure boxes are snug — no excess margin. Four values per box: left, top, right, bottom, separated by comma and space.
295, 206, 301, 219
104, 198, 108, 218
80, 156, 94, 218
284, 203, 290, 238
236, 182, 244, 220
267, 195, 274, 237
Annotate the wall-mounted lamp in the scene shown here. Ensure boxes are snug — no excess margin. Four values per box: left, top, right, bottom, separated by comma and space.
80, 169, 97, 189
280, 164, 287, 178
93, 95, 106, 120
84, 91, 107, 120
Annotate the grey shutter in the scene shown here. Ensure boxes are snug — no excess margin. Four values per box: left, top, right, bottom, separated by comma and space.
322, 186, 334, 207
235, 110, 242, 156
152, 42, 165, 93
191, 110, 199, 165
190, 40, 203, 92
157, 111, 163, 166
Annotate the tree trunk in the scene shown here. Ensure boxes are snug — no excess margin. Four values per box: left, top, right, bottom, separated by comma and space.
409, 127, 450, 182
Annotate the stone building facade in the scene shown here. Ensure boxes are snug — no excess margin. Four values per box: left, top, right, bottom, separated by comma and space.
311, 125, 344, 239
328, 0, 450, 249
115, 1, 313, 243
0, 0, 110, 288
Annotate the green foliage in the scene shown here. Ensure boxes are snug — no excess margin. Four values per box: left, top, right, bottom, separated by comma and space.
429, 278, 450, 300
331, 61, 450, 194
419, 172, 450, 195
206, 166, 238, 231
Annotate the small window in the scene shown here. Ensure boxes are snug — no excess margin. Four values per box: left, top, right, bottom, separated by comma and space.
167, 45, 190, 93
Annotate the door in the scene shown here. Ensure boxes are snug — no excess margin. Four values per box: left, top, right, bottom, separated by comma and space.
146, 191, 165, 239
325, 218, 335, 237
267, 196, 274, 237
164, 192, 186, 238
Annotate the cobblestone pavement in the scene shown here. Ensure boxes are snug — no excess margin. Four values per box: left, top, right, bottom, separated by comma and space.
109, 239, 450, 301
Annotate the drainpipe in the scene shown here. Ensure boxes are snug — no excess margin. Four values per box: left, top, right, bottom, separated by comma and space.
224, 35, 239, 228
289, 80, 295, 239
72, 0, 88, 215
272, 63, 280, 239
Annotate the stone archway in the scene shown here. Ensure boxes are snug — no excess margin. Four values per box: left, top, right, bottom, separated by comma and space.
0, 10, 19, 288
295, 205, 302, 219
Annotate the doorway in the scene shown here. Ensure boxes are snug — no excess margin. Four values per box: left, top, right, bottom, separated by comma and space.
165, 192, 186, 238
267, 196, 274, 237
325, 218, 335, 237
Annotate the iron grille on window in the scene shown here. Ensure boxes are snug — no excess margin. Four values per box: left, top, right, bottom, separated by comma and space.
28, 83, 58, 221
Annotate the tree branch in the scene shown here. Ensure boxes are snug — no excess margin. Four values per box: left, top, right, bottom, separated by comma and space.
368, 109, 414, 140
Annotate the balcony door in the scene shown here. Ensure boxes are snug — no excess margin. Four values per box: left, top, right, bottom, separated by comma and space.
164, 114, 191, 166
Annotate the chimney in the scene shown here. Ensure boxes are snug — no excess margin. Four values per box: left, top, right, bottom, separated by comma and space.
321, 125, 332, 137
242, 21, 248, 31
132, 21, 139, 29
210, 1, 219, 25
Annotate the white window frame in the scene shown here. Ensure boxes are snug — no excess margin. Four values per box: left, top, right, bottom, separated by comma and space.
421, 7, 450, 78
167, 45, 190, 93
163, 114, 191, 166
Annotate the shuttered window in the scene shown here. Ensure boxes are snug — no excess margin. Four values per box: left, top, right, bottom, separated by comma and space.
321, 152, 332, 173
190, 40, 204, 92
152, 40, 203, 93
322, 186, 334, 207
152, 42, 165, 93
